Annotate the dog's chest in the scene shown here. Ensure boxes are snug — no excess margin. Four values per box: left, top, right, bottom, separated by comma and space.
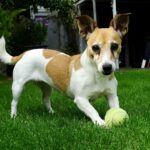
69, 68, 115, 98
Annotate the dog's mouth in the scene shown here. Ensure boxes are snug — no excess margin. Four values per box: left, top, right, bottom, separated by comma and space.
102, 70, 113, 75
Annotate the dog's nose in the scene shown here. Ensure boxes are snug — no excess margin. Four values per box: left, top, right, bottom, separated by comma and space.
102, 63, 112, 75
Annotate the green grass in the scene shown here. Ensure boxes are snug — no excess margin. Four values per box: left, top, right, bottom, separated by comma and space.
0, 69, 150, 150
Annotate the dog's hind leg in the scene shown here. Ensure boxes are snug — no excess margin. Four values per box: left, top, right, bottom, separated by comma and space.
36, 82, 54, 113
11, 80, 25, 118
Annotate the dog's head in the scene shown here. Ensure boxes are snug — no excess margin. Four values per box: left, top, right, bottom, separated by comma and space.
76, 13, 130, 75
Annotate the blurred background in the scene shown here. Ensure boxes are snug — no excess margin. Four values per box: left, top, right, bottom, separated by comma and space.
1, 0, 150, 76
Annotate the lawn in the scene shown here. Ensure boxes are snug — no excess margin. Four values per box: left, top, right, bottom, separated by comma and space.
0, 69, 150, 150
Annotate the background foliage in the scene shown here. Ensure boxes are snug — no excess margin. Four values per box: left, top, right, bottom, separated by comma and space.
0, 0, 75, 24
0, 8, 25, 39
9, 16, 47, 52
0, 0, 76, 53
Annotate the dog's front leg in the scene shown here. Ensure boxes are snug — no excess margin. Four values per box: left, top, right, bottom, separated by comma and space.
107, 94, 119, 108
74, 96, 106, 126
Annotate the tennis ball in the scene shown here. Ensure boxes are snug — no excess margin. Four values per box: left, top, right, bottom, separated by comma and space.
105, 108, 129, 128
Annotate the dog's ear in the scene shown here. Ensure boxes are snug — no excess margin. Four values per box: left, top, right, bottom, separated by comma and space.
76, 15, 97, 40
110, 13, 131, 38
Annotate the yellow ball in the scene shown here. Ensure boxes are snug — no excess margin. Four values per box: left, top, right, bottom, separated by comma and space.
105, 108, 129, 128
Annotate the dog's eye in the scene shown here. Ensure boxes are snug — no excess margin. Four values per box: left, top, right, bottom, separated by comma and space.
92, 45, 100, 54
111, 43, 119, 51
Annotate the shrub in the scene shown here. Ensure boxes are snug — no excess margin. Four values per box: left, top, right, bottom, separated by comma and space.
0, 8, 25, 39
9, 16, 47, 55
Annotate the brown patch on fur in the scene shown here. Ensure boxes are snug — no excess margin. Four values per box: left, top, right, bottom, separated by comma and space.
87, 27, 121, 62
87, 48, 94, 59
45, 50, 82, 91
71, 54, 82, 70
46, 53, 71, 92
11, 52, 25, 64
88, 27, 121, 47
43, 49, 60, 58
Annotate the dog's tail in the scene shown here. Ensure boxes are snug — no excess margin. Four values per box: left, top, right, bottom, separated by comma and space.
0, 36, 23, 65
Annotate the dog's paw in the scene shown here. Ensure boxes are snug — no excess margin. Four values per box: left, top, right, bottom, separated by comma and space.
94, 119, 107, 128
48, 108, 55, 114
100, 122, 108, 128
10, 113, 17, 118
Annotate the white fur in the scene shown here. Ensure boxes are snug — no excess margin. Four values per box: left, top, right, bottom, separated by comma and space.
11, 49, 54, 117
0, 36, 119, 127
0, 36, 12, 64
98, 52, 116, 73
69, 50, 119, 126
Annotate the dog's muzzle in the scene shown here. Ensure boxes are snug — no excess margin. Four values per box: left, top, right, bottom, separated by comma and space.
102, 63, 113, 75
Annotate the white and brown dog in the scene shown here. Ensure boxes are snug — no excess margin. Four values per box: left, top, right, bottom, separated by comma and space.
0, 13, 130, 126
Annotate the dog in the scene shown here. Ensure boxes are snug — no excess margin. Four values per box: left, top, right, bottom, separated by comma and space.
0, 13, 130, 126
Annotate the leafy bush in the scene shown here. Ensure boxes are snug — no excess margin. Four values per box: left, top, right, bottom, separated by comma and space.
1, 0, 75, 25
10, 16, 47, 50
4, 16, 47, 57
0, 8, 25, 39
44, 0, 75, 24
